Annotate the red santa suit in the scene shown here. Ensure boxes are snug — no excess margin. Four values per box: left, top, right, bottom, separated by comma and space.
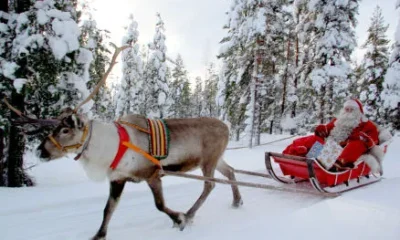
283, 99, 379, 167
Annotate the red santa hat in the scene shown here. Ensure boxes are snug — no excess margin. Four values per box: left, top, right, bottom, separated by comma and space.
343, 98, 368, 122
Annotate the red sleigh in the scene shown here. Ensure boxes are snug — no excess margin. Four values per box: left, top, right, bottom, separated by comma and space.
265, 136, 391, 195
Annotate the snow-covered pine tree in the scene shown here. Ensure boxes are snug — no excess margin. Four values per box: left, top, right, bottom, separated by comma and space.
306, 0, 359, 123
292, 0, 317, 131
102, 84, 117, 121
191, 76, 204, 117
0, 0, 12, 186
144, 13, 171, 118
278, 8, 297, 134
115, 14, 143, 118
219, 0, 289, 147
381, 1, 400, 130
0, 0, 93, 187
169, 54, 191, 118
218, 0, 252, 143
79, 6, 112, 119
139, 44, 150, 115
203, 63, 219, 118
358, 6, 389, 125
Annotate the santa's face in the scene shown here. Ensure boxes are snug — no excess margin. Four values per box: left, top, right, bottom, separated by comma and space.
336, 105, 362, 129
329, 105, 362, 143
344, 106, 354, 113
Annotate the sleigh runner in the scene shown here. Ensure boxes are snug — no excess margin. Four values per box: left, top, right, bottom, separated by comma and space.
265, 152, 382, 194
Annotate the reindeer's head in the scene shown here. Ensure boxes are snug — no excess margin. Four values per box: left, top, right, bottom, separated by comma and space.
36, 108, 88, 161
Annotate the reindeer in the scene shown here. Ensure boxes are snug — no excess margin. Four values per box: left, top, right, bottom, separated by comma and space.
5, 45, 243, 240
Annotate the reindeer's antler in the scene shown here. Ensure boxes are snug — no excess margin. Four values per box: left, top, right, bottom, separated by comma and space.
2, 97, 60, 126
73, 44, 129, 113
2, 97, 22, 116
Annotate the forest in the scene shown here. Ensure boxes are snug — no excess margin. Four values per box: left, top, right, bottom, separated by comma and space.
0, 0, 399, 187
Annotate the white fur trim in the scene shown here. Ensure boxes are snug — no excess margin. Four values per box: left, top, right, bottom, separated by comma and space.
369, 145, 385, 163
344, 99, 360, 110
344, 99, 367, 121
361, 115, 368, 122
378, 128, 393, 142
358, 154, 382, 175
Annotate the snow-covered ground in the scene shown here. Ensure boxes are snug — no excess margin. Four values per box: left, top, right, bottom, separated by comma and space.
1, 133, 400, 240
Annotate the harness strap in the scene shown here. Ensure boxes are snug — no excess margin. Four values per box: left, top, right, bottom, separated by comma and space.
122, 141, 162, 169
74, 121, 93, 160
118, 120, 150, 134
110, 122, 162, 170
48, 125, 89, 152
110, 122, 130, 170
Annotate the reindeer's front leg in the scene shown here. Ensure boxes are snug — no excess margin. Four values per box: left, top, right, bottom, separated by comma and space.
147, 176, 187, 230
92, 180, 126, 240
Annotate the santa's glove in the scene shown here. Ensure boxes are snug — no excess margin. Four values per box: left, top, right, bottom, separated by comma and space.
314, 124, 329, 138
359, 132, 375, 149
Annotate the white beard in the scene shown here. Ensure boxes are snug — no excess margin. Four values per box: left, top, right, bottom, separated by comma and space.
329, 109, 362, 143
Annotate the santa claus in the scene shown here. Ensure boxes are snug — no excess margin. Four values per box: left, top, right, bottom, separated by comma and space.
283, 98, 381, 171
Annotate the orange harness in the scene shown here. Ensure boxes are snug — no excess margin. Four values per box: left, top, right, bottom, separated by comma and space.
110, 121, 162, 170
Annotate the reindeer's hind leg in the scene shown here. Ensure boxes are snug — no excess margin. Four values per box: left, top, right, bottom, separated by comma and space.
92, 180, 126, 240
147, 175, 187, 230
184, 163, 216, 221
216, 159, 243, 208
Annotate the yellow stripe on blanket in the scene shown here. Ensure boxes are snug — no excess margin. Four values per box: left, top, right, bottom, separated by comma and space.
146, 119, 170, 160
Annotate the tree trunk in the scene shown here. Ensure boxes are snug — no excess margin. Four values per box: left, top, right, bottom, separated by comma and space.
0, 0, 8, 187
292, 36, 299, 118
281, 40, 291, 116
5, 0, 34, 187
0, 0, 8, 13
269, 120, 273, 134
7, 90, 33, 187
0, 128, 5, 186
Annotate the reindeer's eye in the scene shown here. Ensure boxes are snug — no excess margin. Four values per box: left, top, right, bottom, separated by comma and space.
61, 128, 70, 134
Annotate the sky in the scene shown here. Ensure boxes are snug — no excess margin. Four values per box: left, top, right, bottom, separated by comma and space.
91, 0, 398, 82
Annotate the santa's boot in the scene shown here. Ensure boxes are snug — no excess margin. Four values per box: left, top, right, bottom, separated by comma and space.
333, 159, 354, 170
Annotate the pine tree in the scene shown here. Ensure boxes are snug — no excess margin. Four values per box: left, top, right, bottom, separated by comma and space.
292, 0, 317, 131
144, 13, 171, 118
115, 14, 143, 118
203, 63, 219, 118
299, 0, 359, 123
169, 55, 191, 118
79, 8, 112, 119
381, 1, 400, 130
0, 0, 93, 187
219, 0, 289, 147
192, 76, 204, 117
358, 6, 389, 124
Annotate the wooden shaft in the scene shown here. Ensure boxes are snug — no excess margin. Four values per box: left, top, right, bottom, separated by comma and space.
234, 169, 272, 179
161, 170, 336, 197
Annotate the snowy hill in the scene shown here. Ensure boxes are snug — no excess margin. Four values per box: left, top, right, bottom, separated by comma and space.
1, 134, 399, 240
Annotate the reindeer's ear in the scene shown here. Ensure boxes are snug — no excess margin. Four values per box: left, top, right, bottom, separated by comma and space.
58, 107, 74, 120
61, 114, 83, 129
74, 114, 86, 129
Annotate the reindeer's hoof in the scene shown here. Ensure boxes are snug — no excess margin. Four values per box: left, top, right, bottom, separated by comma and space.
91, 232, 106, 240
232, 199, 243, 208
90, 236, 106, 240
172, 213, 188, 231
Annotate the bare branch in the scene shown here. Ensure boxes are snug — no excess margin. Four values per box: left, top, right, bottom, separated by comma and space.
3, 97, 60, 126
